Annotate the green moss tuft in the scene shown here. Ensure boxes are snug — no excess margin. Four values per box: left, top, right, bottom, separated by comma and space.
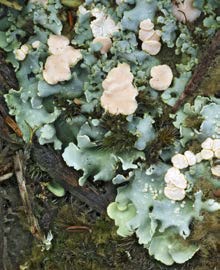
190, 210, 220, 258
157, 126, 178, 147
136, 90, 158, 115
20, 204, 126, 270
146, 124, 178, 164
187, 140, 202, 154
100, 113, 128, 132
184, 115, 204, 129
53, 96, 81, 119
98, 113, 137, 154
99, 131, 137, 154
199, 54, 220, 97
192, 179, 215, 200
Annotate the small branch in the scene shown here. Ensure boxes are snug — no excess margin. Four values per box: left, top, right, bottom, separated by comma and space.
32, 143, 79, 187
32, 143, 116, 213
0, 114, 19, 144
0, 99, 22, 144
0, 172, 13, 182
13, 151, 45, 241
173, 30, 220, 113
61, 0, 83, 8
0, 0, 22, 11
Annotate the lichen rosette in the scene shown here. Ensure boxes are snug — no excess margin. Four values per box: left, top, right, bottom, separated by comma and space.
1, 0, 220, 266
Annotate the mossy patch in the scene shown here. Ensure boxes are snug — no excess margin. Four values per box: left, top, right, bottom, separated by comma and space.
198, 54, 220, 98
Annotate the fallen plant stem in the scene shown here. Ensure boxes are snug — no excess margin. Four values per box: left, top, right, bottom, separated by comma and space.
0, 101, 23, 138
66, 225, 92, 233
13, 151, 45, 241
61, 0, 83, 8
0, 114, 20, 144
0, 172, 13, 182
0, 0, 22, 10
173, 30, 220, 113
32, 142, 116, 213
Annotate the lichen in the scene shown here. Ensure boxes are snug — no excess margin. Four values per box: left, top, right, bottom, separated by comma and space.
1, 0, 219, 267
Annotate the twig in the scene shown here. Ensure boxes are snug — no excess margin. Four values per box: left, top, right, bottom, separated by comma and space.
0, 98, 22, 144
61, 0, 83, 8
0, 99, 23, 138
0, 114, 19, 144
172, 30, 220, 113
66, 225, 91, 233
13, 151, 45, 241
32, 143, 116, 213
0, 172, 13, 182
0, 0, 22, 11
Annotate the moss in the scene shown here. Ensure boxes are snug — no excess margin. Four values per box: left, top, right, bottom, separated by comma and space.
192, 179, 215, 200
146, 120, 179, 164
136, 90, 158, 115
53, 96, 81, 120
100, 113, 128, 132
19, 198, 220, 270
99, 131, 137, 154
98, 113, 137, 154
198, 54, 220, 97
187, 140, 202, 153
20, 204, 121, 270
156, 46, 182, 77
190, 210, 220, 258
21, 204, 176, 270
26, 162, 50, 182
154, 105, 173, 129
184, 115, 204, 129
188, 177, 220, 268
157, 126, 178, 146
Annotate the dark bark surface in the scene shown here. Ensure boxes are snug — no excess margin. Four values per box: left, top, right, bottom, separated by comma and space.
173, 30, 220, 112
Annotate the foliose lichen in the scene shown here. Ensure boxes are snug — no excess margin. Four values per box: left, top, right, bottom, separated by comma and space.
1, 0, 219, 266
